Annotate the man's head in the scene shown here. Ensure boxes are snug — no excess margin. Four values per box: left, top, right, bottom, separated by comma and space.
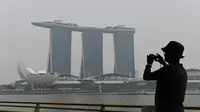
161, 41, 184, 63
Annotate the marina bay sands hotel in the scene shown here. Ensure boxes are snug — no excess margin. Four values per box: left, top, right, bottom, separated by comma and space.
31, 20, 136, 78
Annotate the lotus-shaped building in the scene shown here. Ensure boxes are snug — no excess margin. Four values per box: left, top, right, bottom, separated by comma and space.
16, 62, 59, 85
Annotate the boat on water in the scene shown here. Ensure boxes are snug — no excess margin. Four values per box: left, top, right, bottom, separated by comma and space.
0, 64, 200, 95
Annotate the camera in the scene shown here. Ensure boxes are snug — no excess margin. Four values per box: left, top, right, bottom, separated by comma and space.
149, 54, 159, 61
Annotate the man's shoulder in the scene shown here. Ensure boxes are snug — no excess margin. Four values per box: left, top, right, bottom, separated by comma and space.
156, 64, 178, 72
168, 64, 187, 75
166, 63, 185, 69
153, 64, 186, 73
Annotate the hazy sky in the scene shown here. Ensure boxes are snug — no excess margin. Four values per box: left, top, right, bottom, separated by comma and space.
0, 0, 199, 84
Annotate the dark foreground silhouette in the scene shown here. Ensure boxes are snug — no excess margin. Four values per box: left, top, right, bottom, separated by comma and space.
143, 41, 188, 112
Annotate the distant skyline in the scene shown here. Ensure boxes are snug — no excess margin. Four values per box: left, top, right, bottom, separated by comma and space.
0, 0, 200, 84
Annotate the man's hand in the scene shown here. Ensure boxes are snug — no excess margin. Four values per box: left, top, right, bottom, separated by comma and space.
147, 54, 155, 65
155, 53, 167, 66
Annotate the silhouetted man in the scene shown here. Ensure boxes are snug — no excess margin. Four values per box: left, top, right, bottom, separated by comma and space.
143, 41, 188, 112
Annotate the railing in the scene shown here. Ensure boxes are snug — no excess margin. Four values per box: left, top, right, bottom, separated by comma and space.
0, 101, 199, 112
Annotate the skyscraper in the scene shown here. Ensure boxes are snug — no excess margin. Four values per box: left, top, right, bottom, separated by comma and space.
80, 31, 103, 78
113, 31, 135, 77
47, 28, 72, 74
